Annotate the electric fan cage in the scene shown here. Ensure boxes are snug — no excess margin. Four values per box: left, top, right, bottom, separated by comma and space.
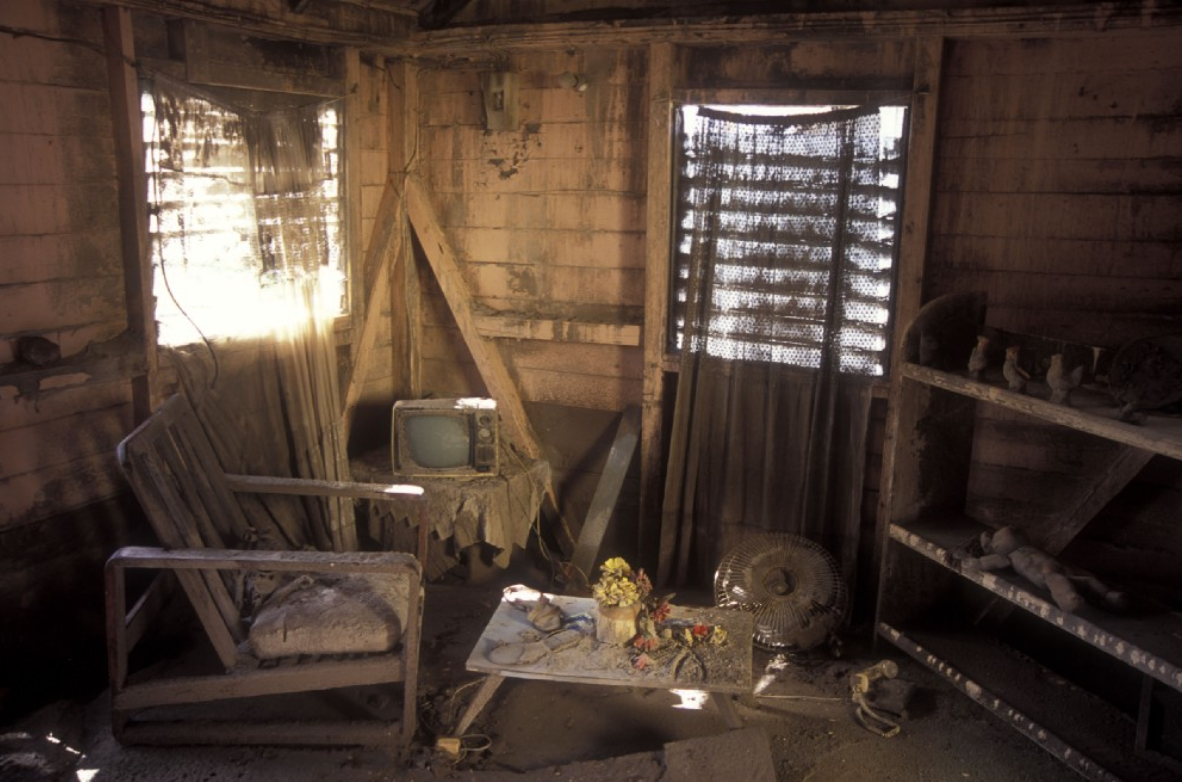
714, 533, 848, 650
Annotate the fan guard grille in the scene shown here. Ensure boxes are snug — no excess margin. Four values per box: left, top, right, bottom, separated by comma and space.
714, 533, 848, 650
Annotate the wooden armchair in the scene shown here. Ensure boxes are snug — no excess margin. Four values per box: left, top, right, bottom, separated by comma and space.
105, 394, 426, 752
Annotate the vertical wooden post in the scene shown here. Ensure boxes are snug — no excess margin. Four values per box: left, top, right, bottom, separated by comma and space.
873, 36, 946, 595
343, 47, 365, 357
341, 49, 389, 434
388, 59, 421, 400
104, 6, 158, 423
639, 43, 676, 573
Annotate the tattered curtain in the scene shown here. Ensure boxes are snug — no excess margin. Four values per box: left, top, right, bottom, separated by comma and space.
144, 76, 354, 551
660, 106, 902, 591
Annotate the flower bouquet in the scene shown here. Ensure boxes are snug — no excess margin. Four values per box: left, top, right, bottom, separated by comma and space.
591, 557, 652, 645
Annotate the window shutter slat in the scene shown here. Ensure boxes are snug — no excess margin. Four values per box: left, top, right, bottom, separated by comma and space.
671, 104, 906, 376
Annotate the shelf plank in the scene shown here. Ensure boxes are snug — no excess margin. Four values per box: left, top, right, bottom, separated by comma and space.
881, 623, 1146, 782
902, 363, 1182, 461
889, 518, 1182, 693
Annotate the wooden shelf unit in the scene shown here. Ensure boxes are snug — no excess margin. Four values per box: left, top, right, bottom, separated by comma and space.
876, 295, 1182, 782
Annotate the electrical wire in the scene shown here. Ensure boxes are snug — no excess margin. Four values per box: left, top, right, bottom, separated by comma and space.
454, 733, 492, 762
144, 83, 222, 389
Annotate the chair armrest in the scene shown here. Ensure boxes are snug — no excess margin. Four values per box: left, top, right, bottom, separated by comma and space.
107, 546, 422, 579
223, 474, 424, 503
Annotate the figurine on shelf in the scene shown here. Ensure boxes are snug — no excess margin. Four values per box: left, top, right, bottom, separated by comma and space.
1002, 345, 1030, 393
1046, 353, 1084, 405
960, 526, 1127, 614
967, 335, 990, 381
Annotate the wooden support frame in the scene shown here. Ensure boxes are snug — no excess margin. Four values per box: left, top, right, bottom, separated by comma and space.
341, 175, 403, 433
570, 405, 641, 586
474, 315, 641, 347
639, 42, 676, 574
341, 55, 424, 431
403, 176, 541, 461
402, 175, 577, 554
1039, 445, 1154, 555
388, 59, 422, 399
103, 6, 158, 423
872, 35, 946, 600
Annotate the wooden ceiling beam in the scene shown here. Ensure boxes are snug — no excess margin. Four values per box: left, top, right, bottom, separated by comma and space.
79, 0, 413, 49
395, 1, 1182, 57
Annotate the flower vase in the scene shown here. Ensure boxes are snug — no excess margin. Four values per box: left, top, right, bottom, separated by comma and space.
595, 602, 641, 646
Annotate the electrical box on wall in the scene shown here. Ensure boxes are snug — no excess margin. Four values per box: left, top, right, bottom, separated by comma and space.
481, 71, 518, 131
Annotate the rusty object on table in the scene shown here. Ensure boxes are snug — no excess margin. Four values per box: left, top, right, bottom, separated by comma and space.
527, 593, 565, 632
1108, 334, 1182, 422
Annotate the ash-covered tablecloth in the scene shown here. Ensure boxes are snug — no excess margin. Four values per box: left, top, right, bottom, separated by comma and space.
351, 448, 550, 579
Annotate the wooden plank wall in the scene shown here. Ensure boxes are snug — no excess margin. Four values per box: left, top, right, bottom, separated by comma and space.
0, 0, 388, 713
416, 47, 648, 412
0, 0, 142, 714
931, 32, 1182, 603
347, 53, 402, 449
0, 1, 133, 530
411, 48, 649, 540
408, 39, 913, 563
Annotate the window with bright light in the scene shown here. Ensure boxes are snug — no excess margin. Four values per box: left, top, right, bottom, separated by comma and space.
670, 103, 907, 377
142, 83, 346, 347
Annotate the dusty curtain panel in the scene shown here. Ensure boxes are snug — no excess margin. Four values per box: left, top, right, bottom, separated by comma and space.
145, 77, 353, 551
660, 106, 900, 588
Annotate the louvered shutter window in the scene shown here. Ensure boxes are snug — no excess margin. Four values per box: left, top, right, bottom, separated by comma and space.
143, 78, 345, 347
670, 105, 906, 377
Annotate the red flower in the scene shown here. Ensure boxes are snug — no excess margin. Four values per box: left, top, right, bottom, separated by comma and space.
632, 635, 659, 652
692, 623, 710, 639
651, 599, 672, 624
635, 569, 652, 591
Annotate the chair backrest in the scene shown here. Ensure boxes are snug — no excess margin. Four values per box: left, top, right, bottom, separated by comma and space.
117, 394, 250, 652
118, 395, 253, 551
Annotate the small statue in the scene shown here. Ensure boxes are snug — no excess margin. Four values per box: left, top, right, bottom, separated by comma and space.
1046, 353, 1084, 405
1002, 345, 1030, 393
960, 526, 1126, 614
967, 335, 990, 381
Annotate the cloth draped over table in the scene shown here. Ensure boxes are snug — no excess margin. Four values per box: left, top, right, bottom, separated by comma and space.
660, 105, 901, 593
352, 450, 551, 581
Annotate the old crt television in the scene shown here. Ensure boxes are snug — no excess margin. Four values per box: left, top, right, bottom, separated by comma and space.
392, 397, 499, 478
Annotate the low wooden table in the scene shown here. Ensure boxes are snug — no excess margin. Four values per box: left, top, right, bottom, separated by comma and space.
454, 587, 754, 735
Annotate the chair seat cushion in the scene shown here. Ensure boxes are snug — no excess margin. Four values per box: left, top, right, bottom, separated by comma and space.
248, 573, 406, 659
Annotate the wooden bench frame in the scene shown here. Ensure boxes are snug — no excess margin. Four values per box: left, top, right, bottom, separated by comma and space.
106, 394, 427, 753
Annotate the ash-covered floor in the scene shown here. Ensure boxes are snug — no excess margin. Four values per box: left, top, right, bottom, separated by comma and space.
2, 563, 1085, 782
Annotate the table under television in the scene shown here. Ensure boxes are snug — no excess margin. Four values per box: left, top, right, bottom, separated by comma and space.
350, 448, 551, 580
452, 587, 755, 736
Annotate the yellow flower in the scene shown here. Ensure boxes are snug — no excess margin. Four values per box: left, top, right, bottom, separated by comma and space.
592, 557, 645, 607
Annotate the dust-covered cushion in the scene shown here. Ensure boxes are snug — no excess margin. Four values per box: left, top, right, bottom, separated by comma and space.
248, 573, 407, 659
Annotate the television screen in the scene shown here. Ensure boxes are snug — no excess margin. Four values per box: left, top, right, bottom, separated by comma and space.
404, 414, 471, 469
392, 397, 499, 477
